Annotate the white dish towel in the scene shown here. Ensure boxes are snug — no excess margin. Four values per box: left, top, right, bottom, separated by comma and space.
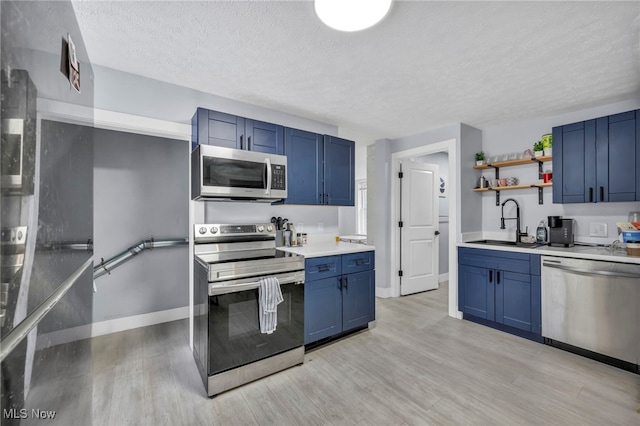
259, 276, 283, 334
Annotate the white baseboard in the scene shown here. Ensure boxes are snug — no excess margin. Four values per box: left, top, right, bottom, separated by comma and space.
35, 306, 189, 350
439, 273, 449, 283
375, 286, 392, 298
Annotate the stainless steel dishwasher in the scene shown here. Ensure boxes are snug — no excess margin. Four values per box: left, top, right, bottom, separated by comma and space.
541, 256, 640, 372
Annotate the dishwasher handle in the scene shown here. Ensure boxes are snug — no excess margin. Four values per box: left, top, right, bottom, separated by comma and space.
543, 262, 640, 279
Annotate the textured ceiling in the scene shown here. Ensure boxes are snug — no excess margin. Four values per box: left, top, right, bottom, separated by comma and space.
71, 0, 640, 140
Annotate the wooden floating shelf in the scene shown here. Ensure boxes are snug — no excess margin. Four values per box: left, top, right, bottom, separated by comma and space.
473, 182, 553, 192
473, 155, 553, 169
490, 184, 535, 191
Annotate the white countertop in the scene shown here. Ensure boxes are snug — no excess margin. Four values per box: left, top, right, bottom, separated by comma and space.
458, 241, 640, 265
278, 241, 375, 258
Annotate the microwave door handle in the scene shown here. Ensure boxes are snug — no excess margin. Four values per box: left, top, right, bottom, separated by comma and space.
265, 157, 272, 195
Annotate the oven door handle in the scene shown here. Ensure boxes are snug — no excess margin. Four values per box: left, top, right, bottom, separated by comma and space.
209, 272, 304, 296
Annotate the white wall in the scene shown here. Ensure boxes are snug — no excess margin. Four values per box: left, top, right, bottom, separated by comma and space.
480, 99, 640, 243
204, 203, 340, 239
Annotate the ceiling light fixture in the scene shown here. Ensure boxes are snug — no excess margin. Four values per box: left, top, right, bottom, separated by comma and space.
315, 0, 392, 32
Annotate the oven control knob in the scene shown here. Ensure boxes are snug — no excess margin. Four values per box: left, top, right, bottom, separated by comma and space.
210, 227, 218, 234
267, 225, 273, 232
198, 227, 207, 235
257, 225, 264, 232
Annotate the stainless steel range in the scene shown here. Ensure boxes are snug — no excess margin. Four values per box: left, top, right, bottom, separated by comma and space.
192, 223, 305, 397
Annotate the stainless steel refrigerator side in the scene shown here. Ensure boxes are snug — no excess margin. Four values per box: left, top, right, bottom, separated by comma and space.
1, 0, 95, 423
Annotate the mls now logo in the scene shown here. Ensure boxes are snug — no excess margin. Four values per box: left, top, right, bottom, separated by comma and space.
4, 408, 56, 419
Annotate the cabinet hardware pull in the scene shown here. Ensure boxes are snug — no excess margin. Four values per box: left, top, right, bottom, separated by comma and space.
355, 258, 364, 266
599, 186, 604, 202
344, 276, 348, 289
496, 271, 501, 284
589, 187, 593, 202
319, 265, 330, 272
240, 135, 243, 150
489, 270, 493, 283
338, 276, 342, 289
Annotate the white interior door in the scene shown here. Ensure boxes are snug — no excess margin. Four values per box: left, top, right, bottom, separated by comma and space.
400, 162, 439, 295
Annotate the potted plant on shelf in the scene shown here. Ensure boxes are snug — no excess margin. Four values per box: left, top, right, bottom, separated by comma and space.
542, 134, 553, 156
475, 151, 486, 166
533, 141, 544, 157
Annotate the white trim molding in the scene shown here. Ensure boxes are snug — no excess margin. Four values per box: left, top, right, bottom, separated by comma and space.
37, 99, 191, 141
35, 306, 190, 350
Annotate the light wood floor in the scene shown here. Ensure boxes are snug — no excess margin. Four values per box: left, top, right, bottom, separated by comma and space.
24, 282, 640, 425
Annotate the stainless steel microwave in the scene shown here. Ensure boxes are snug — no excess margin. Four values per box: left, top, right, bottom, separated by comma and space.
191, 145, 287, 201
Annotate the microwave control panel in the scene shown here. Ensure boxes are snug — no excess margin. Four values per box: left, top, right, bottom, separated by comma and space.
271, 165, 286, 190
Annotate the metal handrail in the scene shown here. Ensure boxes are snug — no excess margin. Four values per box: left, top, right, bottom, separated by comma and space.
0, 258, 93, 362
93, 237, 188, 280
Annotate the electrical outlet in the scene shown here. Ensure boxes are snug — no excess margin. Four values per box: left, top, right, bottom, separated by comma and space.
589, 222, 608, 237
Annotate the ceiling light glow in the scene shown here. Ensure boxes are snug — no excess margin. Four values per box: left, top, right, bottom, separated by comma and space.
315, 0, 392, 32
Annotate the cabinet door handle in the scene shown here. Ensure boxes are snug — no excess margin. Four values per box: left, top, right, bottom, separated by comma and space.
496, 271, 501, 284
489, 270, 493, 283
599, 186, 604, 202
318, 265, 330, 272
240, 135, 244, 150
327, 193, 330, 204
248, 136, 252, 150
589, 187, 593, 202
338, 276, 342, 289
355, 258, 364, 266
344, 276, 348, 289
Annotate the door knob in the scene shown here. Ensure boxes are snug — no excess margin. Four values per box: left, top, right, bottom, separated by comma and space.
434, 230, 440, 236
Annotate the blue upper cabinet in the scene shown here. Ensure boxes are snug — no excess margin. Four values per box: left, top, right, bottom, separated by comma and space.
283, 128, 323, 205
245, 119, 284, 154
553, 109, 639, 204
191, 108, 283, 154
283, 129, 355, 206
324, 136, 355, 206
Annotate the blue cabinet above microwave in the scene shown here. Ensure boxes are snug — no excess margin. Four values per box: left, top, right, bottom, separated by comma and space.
191, 108, 284, 155
192, 108, 356, 207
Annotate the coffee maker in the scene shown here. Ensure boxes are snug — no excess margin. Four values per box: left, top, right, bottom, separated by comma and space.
548, 216, 575, 247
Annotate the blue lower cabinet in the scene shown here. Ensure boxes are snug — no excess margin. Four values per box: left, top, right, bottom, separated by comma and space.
458, 265, 493, 320
458, 247, 541, 341
304, 277, 342, 343
342, 270, 374, 332
304, 253, 375, 345
495, 271, 532, 332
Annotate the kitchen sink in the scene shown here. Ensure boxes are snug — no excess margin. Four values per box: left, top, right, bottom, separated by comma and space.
467, 239, 545, 248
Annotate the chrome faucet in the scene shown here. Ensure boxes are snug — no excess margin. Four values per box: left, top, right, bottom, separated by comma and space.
500, 198, 526, 243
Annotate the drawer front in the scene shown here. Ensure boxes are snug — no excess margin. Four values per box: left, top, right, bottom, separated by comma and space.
459, 247, 530, 274
305, 256, 341, 281
341, 251, 374, 274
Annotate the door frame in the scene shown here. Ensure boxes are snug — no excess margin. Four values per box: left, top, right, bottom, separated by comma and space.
390, 138, 460, 319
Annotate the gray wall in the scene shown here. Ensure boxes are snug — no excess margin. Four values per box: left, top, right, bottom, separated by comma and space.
93, 65, 339, 136
480, 98, 640, 243
371, 123, 482, 292
93, 128, 189, 322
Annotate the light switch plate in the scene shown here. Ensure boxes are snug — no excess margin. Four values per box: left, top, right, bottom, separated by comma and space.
589, 222, 608, 237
